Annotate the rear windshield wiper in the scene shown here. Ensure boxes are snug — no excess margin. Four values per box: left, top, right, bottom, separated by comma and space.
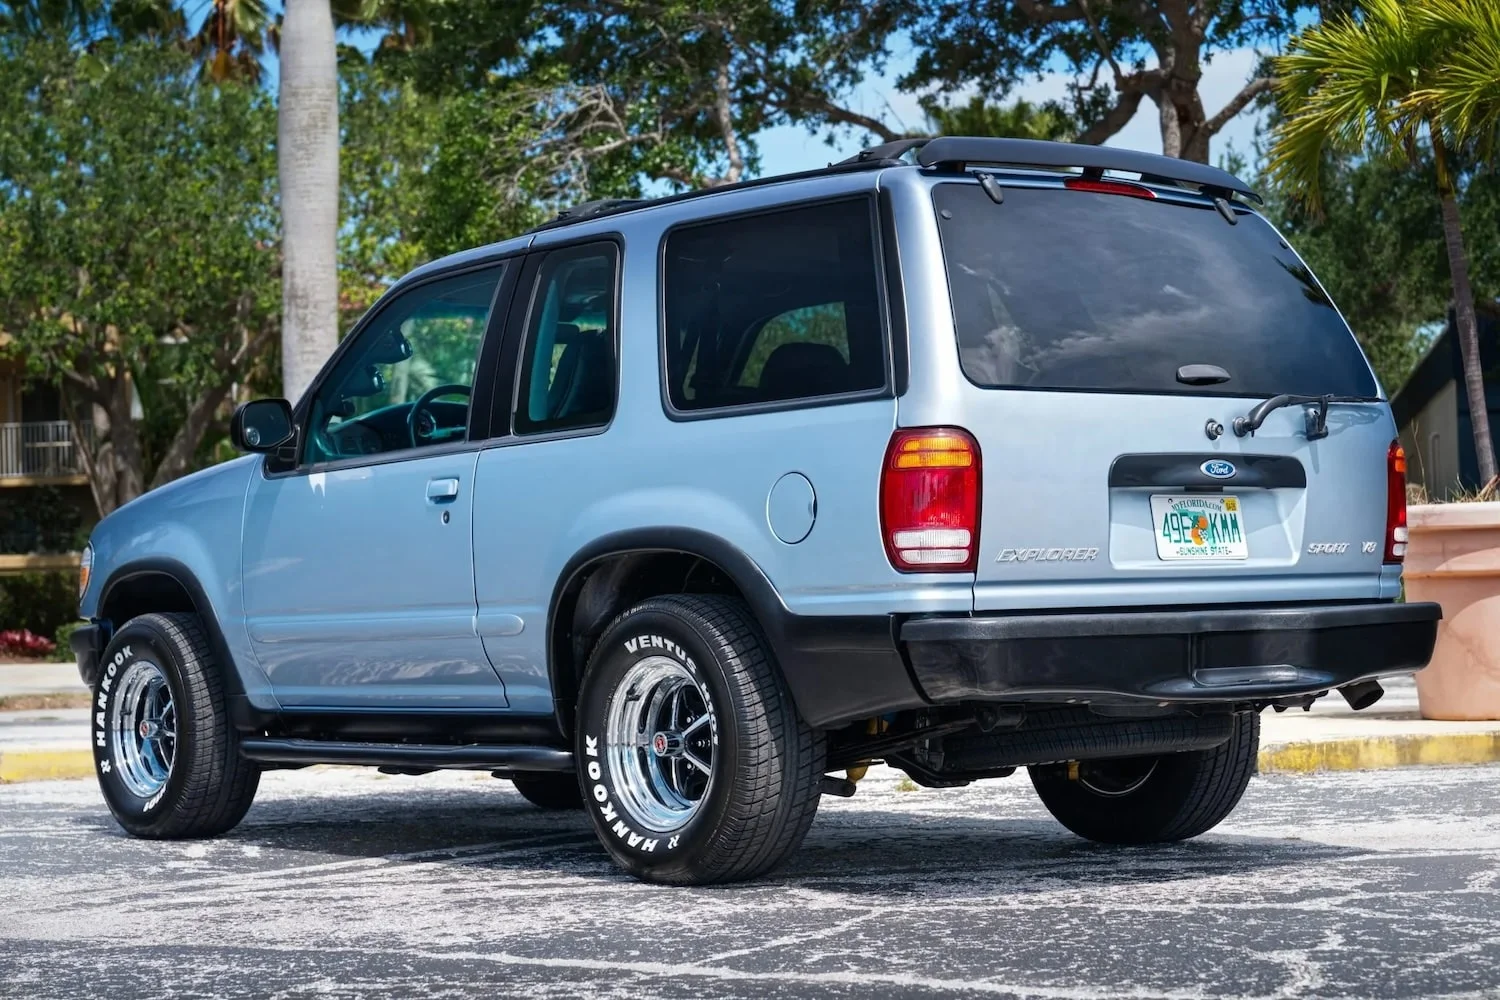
1233, 394, 1378, 441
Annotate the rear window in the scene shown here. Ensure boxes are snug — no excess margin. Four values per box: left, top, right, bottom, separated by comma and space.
933, 183, 1379, 398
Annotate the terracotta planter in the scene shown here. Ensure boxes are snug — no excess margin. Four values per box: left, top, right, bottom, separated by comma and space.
1405, 501, 1500, 720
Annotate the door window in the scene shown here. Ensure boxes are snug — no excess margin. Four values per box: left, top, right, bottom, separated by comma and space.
304, 267, 503, 464
514, 243, 619, 435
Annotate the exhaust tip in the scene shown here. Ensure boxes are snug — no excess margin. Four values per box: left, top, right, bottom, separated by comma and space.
1339, 679, 1384, 712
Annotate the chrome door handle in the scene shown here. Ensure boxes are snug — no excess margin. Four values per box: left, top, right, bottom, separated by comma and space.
426, 478, 460, 502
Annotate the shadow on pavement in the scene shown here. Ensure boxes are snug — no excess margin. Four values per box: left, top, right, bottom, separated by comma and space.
124, 779, 1364, 894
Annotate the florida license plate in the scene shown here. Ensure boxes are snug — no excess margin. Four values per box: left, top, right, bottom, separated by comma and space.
1151, 495, 1248, 560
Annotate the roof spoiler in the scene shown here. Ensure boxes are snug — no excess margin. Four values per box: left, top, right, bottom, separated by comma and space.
838, 136, 1261, 204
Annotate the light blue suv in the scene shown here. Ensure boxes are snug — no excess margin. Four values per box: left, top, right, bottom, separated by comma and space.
72, 138, 1440, 885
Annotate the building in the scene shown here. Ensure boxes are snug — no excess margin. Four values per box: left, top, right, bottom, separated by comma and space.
1391, 300, 1500, 500
0, 345, 93, 576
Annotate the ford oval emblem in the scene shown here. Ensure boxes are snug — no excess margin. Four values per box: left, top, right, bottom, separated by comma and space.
1201, 459, 1237, 479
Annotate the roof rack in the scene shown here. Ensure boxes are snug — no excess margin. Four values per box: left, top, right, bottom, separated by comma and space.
837, 135, 1260, 203
554, 198, 646, 223
526, 156, 906, 235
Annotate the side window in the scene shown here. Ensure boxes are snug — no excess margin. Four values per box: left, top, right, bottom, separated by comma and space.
514, 243, 619, 435
663, 199, 886, 412
304, 266, 503, 464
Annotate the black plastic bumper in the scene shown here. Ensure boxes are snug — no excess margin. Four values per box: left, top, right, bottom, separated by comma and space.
901, 601, 1441, 705
71, 623, 107, 688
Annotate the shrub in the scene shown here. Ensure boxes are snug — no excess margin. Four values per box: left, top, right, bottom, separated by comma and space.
0, 572, 79, 640
50, 620, 84, 663
0, 487, 88, 554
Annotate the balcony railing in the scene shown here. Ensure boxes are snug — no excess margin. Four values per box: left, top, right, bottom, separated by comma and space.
0, 420, 91, 480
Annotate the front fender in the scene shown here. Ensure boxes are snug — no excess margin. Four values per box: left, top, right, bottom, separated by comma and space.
81, 456, 275, 710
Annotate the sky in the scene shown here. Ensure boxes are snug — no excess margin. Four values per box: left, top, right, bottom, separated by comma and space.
751, 44, 1272, 177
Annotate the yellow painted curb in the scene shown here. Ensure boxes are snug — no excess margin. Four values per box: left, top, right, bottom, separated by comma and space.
0, 749, 94, 783
2, 736, 1498, 782
1259, 732, 1500, 774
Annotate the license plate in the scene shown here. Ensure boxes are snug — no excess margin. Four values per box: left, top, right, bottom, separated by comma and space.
1150, 495, 1248, 560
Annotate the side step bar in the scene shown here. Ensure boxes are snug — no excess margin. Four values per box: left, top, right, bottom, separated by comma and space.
239, 737, 574, 772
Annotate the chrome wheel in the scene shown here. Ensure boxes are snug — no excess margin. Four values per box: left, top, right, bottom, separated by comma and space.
604, 655, 717, 833
109, 659, 176, 798
1077, 757, 1158, 798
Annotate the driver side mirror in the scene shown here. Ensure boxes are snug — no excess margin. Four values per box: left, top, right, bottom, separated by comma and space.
231, 398, 295, 454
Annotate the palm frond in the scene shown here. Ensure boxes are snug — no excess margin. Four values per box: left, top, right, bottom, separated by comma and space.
1409, 0, 1500, 140
1268, 0, 1447, 210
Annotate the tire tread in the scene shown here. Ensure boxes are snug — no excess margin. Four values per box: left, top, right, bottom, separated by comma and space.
101, 612, 259, 839
1029, 711, 1259, 844
580, 594, 825, 885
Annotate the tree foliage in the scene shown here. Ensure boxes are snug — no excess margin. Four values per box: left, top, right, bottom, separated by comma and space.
0, 0, 181, 45
339, 52, 558, 306
0, 39, 280, 513
386, 0, 902, 199
1410, 0, 1500, 142
902, 0, 1311, 162
1268, 0, 1500, 483
1264, 148, 1500, 390
921, 95, 1079, 141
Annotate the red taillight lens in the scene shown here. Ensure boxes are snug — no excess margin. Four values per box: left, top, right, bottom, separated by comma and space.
1063, 177, 1157, 199
1386, 439, 1408, 563
881, 428, 980, 572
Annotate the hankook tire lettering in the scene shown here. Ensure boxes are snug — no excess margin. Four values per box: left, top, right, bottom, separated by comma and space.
587, 728, 668, 854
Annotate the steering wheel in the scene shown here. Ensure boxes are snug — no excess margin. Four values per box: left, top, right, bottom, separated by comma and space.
408, 383, 472, 448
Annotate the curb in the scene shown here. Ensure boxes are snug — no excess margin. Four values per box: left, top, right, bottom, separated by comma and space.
0, 748, 94, 784
1259, 732, 1500, 774
2, 736, 1499, 784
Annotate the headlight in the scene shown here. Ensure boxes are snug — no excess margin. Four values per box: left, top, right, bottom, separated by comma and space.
79, 544, 93, 599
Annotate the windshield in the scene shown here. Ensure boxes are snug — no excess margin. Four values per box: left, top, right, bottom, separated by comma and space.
932, 182, 1379, 398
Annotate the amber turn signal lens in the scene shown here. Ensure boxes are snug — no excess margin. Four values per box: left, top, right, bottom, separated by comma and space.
79, 544, 92, 598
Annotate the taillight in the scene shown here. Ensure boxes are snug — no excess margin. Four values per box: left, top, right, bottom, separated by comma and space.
881, 428, 980, 572
1063, 177, 1157, 199
1385, 439, 1408, 563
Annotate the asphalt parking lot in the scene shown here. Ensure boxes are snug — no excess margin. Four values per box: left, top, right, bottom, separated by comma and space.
3, 763, 1499, 999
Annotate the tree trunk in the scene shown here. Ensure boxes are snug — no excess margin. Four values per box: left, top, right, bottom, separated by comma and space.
148, 380, 235, 490
1155, 89, 1182, 158
1433, 133, 1497, 487
105, 368, 145, 513
61, 392, 115, 519
278, 0, 339, 404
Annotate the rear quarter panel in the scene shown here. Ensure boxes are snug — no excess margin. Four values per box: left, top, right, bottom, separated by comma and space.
471, 178, 972, 715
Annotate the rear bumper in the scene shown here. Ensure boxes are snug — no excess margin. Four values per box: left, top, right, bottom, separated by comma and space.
900, 601, 1441, 705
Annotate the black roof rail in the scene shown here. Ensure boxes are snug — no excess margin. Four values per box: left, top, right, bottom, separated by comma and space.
556, 198, 646, 222
838, 137, 928, 163
839, 135, 1261, 203
525, 157, 906, 235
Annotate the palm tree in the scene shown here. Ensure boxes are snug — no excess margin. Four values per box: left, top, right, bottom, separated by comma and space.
191, 0, 269, 83
0, 0, 182, 44
331, 0, 431, 55
1269, 0, 1497, 486
279, 0, 339, 403
1413, 0, 1500, 141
